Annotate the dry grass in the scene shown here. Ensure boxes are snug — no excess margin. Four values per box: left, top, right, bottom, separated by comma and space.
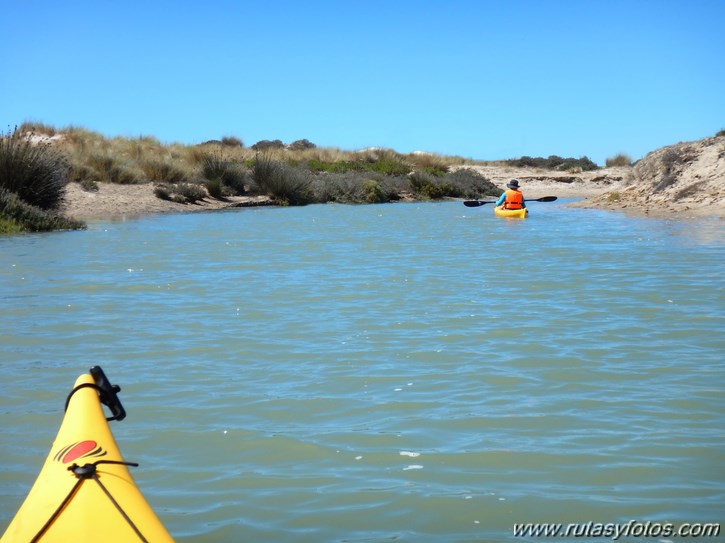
9, 121, 602, 214
20, 123, 480, 183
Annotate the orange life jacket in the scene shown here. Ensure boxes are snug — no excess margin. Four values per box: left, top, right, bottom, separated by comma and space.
503, 189, 524, 209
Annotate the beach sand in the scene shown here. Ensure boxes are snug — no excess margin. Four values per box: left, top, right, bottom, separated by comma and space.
61, 167, 627, 222
61, 183, 274, 221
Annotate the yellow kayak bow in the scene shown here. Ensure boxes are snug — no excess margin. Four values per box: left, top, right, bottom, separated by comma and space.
1, 367, 174, 542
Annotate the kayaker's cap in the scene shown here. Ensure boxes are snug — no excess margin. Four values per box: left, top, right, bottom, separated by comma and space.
507, 179, 520, 189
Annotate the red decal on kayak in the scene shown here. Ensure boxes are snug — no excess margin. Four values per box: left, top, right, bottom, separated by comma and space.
55, 440, 107, 463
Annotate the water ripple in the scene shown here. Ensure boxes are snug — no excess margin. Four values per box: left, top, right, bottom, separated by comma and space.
1, 203, 723, 541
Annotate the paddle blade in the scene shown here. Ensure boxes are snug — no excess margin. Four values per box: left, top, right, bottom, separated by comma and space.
465, 196, 555, 207
463, 200, 494, 207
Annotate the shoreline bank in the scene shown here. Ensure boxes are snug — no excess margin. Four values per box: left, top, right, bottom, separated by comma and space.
61, 158, 724, 222
61, 166, 630, 222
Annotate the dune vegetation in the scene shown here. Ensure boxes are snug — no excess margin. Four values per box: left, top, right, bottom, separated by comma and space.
0, 128, 85, 233
2, 121, 605, 232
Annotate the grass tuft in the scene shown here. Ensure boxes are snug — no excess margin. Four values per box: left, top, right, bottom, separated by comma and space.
0, 127, 69, 210
87, 153, 141, 184
0, 188, 85, 232
200, 151, 247, 195
140, 159, 189, 183
252, 154, 313, 205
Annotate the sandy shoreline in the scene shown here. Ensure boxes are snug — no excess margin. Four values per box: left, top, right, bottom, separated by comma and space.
61, 168, 627, 222
61, 183, 275, 221
60, 157, 724, 221
453, 165, 629, 199
29, 131, 725, 222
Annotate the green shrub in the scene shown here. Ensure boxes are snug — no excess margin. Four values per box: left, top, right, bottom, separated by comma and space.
408, 171, 439, 199
444, 168, 500, 199
308, 175, 344, 203
352, 149, 412, 176
306, 171, 393, 203
368, 158, 411, 176
0, 215, 23, 234
0, 188, 85, 232
288, 139, 316, 151
224, 168, 249, 196
176, 183, 207, 203
362, 179, 386, 203
308, 156, 410, 177
221, 135, 244, 147
201, 151, 227, 180
252, 154, 313, 205
0, 128, 70, 210
507, 155, 599, 171
422, 165, 448, 177
408, 172, 463, 199
251, 139, 285, 151
154, 185, 172, 201
153, 183, 207, 204
205, 178, 223, 199
605, 153, 633, 167
308, 174, 350, 202
716, 129, 725, 137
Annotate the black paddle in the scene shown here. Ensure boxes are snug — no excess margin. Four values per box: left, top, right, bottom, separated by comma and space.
463, 196, 558, 207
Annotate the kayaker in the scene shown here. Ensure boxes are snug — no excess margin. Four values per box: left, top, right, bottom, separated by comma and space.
496, 179, 526, 209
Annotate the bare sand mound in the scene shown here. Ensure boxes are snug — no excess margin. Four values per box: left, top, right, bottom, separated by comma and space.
572, 135, 725, 218
452, 164, 629, 199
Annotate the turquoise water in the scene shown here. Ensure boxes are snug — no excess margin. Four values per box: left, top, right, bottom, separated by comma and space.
1, 200, 723, 542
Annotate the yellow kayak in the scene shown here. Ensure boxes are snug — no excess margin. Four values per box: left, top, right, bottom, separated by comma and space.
1, 367, 174, 542
494, 205, 528, 218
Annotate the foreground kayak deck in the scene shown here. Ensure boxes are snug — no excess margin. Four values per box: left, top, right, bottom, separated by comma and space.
494, 205, 528, 218
1, 367, 174, 543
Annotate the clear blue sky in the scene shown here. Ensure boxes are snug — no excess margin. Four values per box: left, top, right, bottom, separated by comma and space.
2, 0, 723, 165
